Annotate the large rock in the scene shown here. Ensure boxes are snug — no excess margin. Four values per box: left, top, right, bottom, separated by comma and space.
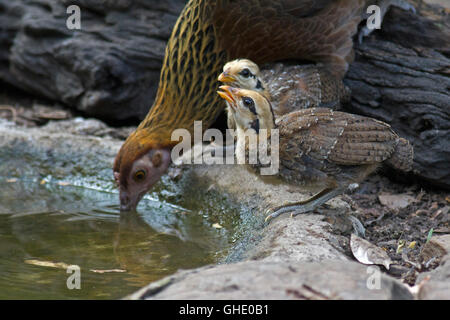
127, 260, 413, 300
417, 255, 450, 300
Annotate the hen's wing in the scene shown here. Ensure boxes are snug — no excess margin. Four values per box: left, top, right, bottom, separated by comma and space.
214, 0, 366, 78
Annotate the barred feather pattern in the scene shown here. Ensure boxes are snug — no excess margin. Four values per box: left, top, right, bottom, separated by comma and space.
260, 63, 350, 116
246, 108, 412, 190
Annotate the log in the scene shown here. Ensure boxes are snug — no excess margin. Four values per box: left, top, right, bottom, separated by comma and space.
0, 0, 448, 187
345, 5, 449, 189
0, 0, 185, 120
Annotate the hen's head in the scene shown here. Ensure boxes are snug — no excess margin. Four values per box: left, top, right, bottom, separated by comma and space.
113, 130, 172, 212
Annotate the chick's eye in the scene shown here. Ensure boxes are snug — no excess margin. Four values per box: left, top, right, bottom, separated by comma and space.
239, 68, 250, 78
242, 97, 254, 107
133, 170, 146, 182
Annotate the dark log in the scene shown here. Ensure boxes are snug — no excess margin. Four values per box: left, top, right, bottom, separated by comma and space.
0, 0, 185, 121
0, 0, 448, 187
345, 5, 449, 189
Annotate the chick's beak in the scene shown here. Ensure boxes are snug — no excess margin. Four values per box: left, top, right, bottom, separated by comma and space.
218, 71, 236, 83
217, 85, 239, 108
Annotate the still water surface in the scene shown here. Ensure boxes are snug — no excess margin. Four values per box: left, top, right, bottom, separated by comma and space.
0, 177, 244, 299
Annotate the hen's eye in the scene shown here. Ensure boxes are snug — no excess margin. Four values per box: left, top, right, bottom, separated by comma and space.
133, 170, 146, 182
239, 68, 251, 78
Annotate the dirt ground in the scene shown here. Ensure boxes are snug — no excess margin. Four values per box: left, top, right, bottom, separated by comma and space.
345, 174, 449, 285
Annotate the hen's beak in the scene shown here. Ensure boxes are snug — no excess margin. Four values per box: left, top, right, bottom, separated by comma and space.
120, 190, 136, 212
218, 71, 236, 83
217, 85, 239, 108
119, 189, 146, 212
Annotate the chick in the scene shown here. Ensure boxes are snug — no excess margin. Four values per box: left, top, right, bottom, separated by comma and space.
218, 59, 269, 130
217, 86, 413, 221
218, 59, 350, 130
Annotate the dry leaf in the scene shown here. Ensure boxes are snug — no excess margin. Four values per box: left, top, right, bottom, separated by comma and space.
6, 178, 17, 183
212, 223, 223, 229
350, 234, 393, 270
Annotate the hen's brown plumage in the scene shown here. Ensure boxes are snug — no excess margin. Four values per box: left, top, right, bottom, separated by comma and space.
114, 0, 410, 211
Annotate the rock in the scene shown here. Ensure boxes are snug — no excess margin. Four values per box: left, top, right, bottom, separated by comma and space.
126, 260, 413, 300
417, 255, 450, 299
190, 164, 351, 263
416, 235, 450, 299
420, 234, 450, 262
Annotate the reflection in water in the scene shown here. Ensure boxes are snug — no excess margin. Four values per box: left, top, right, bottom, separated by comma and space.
0, 179, 243, 299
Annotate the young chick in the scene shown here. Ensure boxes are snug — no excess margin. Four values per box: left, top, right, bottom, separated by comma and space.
217, 86, 413, 222
218, 59, 269, 130
218, 59, 350, 130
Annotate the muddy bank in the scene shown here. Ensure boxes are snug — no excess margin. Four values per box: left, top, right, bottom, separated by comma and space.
1, 117, 448, 299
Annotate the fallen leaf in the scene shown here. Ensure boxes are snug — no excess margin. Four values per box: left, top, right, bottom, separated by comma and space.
378, 193, 416, 210
350, 234, 393, 270
6, 178, 17, 183
408, 241, 417, 250
40, 179, 46, 185
57, 181, 70, 186
212, 223, 223, 229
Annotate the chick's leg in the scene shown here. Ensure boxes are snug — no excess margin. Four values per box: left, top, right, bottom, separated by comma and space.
265, 188, 345, 222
